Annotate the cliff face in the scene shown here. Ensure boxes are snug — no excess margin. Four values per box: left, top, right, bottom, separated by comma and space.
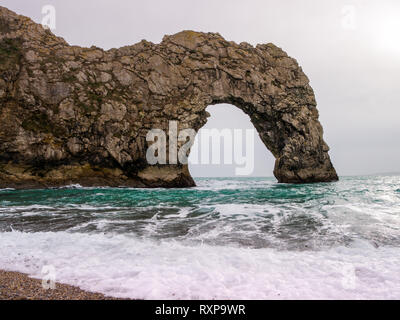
0, 6, 338, 189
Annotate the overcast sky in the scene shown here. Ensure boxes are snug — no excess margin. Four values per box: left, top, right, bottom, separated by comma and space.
2, 0, 400, 177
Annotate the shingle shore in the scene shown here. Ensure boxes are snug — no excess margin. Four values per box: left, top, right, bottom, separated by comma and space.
0, 270, 125, 300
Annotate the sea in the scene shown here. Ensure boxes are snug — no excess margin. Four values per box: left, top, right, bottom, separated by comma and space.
0, 175, 399, 299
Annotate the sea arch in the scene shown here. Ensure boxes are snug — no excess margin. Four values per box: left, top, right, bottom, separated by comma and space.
0, 7, 338, 188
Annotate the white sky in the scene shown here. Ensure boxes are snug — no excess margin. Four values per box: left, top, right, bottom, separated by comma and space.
2, 0, 400, 177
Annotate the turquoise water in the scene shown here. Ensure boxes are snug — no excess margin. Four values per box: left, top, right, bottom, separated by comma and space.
1, 175, 400, 299
1, 175, 399, 249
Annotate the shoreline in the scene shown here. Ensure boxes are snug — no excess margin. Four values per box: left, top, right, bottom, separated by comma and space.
0, 269, 124, 300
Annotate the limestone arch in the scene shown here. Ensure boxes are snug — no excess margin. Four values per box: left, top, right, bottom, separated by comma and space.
168, 91, 337, 185
0, 7, 338, 188
153, 31, 338, 185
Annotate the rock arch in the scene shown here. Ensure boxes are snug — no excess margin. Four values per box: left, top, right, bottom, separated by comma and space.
0, 7, 338, 188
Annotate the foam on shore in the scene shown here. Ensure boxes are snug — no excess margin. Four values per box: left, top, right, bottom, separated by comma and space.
1, 230, 399, 300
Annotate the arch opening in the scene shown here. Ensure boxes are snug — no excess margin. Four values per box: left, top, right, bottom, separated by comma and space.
188, 104, 275, 178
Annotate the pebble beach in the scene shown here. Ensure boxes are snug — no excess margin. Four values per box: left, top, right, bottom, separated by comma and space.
0, 270, 121, 300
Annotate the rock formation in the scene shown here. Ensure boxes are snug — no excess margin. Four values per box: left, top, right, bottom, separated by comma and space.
0, 6, 338, 189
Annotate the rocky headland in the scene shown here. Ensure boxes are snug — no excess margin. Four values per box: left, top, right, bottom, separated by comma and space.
0, 6, 338, 189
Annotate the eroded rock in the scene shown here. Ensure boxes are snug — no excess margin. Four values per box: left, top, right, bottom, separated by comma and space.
0, 6, 338, 189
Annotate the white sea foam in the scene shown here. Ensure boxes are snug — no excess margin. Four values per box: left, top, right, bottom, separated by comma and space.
58, 184, 84, 189
0, 204, 56, 215
1, 176, 399, 298
194, 178, 274, 190
0, 230, 399, 300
